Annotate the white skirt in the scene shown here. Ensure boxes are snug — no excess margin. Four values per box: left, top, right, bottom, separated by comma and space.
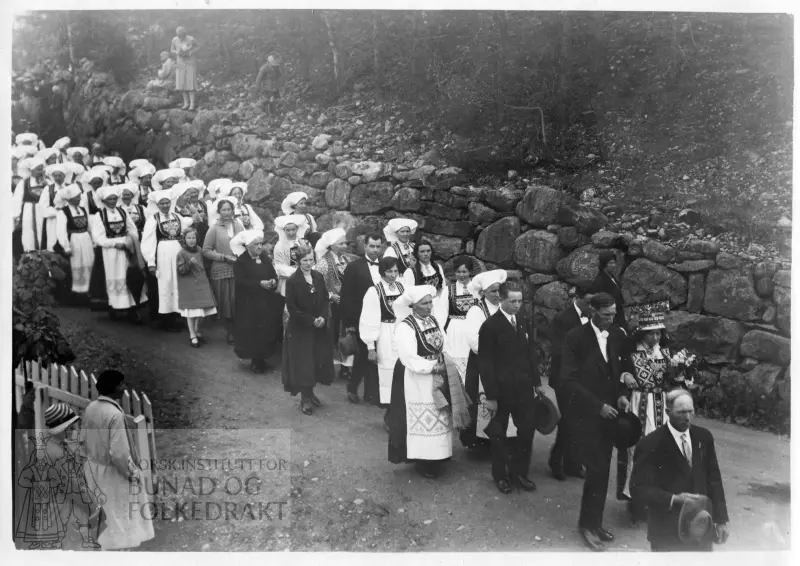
20, 202, 45, 252
181, 307, 217, 318
377, 322, 399, 405
404, 368, 453, 461
101, 247, 146, 310
444, 317, 471, 382
622, 390, 667, 497
155, 240, 182, 314
69, 232, 95, 293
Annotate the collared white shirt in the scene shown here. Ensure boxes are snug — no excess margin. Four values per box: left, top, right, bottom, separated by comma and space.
574, 300, 588, 325
591, 320, 609, 362
667, 420, 692, 462
499, 307, 517, 329
365, 255, 381, 283
454, 280, 470, 295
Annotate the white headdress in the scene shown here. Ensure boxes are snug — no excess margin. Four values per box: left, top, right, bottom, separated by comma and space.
281, 191, 308, 215
467, 269, 508, 299
274, 214, 308, 242
314, 228, 346, 259
169, 157, 197, 170
206, 178, 234, 200
52, 137, 71, 151
54, 184, 84, 208
392, 285, 438, 321
129, 163, 157, 184
15, 133, 38, 146
151, 168, 186, 191
383, 218, 418, 244
229, 229, 264, 256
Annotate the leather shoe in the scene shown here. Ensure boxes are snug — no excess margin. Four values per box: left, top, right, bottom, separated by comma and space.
595, 527, 614, 542
494, 478, 513, 494
516, 475, 537, 491
347, 392, 360, 404
579, 528, 606, 552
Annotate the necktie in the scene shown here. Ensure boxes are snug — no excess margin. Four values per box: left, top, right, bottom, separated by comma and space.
681, 433, 692, 467
510, 315, 516, 329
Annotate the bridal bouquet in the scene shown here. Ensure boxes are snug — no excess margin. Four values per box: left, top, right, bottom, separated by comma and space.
668, 348, 699, 390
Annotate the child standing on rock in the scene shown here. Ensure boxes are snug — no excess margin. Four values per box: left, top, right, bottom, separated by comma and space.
254, 55, 283, 117
176, 228, 217, 347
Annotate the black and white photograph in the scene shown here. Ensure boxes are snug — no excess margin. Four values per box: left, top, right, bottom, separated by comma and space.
3, 0, 794, 557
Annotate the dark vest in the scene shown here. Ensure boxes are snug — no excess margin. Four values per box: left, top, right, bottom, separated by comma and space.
375, 281, 405, 323
412, 263, 443, 292
402, 315, 444, 361
62, 206, 89, 235
99, 207, 128, 238
155, 212, 183, 242
448, 282, 476, 320
22, 177, 45, 204
391, 242, 414, 274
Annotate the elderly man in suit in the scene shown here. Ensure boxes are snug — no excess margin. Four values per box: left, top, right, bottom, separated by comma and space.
548, 284, 592, 481
561, 292, 634, 551
478, 280, 543, 495
631, 389, 730, 552
340, 232, 384, 404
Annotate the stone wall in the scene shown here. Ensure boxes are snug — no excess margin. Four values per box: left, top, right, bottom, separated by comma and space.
72, 66, 791, 432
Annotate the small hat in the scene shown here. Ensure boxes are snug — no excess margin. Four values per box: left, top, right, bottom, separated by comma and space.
678, 494, 715, 544
44, 403, 80, 435
532, 394, 561, 435
615, 411, 643, 450
638, 312, 666, 331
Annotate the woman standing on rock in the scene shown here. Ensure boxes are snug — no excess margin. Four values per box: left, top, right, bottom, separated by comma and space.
141, 187, 193, 331
232, 229, 283, 373
402, 239, 449, 328
129, 162, 156, 208
171, 26, 199, 111
588, 250, 628, 331
203, 196, 244, 345
169, 157, 198, 180
54, 184, 95, 300
219, 182, 264, 232
359, 256, 405, 428
443, 256, 478, 381
383, 218, 417, 274
281, 191, 318, 233
273, 214, 310, 297
176, 227, 217, 347
283, 244, 335, 414
314, 228, 356, 377
89, 185, 147, 323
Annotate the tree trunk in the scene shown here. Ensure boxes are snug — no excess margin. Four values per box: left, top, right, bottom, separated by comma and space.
321, 12, 343, 92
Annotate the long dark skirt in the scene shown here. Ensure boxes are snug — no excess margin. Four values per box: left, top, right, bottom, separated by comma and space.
387, 360, 410, 463
87, 247, 108, 311
12, 230, 23, 265
282, 316, 335, 396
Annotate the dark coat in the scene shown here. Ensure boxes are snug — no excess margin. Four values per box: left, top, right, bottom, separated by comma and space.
560, 322, 632, 432
631, 424, 729, 551
233, 252, 284, 360
588, 271, 627, 329
282, 269, 335, 394
549, 301, 589, 389
478, 310, 540, 406
339, 257, 376, 330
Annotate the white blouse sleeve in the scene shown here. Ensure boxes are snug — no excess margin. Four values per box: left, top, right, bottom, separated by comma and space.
359, 287, 381, 350
383, 246, 398, 259
90, 214, 125, 249
38, 186, 58, 219
141, 216, 158, 267
465, 305, 485, 354
12, 179, 25, 220
55, 210, 71, 252
402, 267, 416, 289
433, 265, 449, 328
247, 205, 264, 231
179, 214, 194, 230
394, 321, 438, 375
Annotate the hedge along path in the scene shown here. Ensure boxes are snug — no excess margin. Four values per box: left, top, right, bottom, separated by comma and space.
15, 359, 157, 478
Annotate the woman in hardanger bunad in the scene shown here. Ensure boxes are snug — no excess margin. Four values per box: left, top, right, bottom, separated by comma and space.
359, 256, 405, 431
128, 162, 156, 208
102, 156, 128, 185
314, 228, 358, 378
401, 238, 449, 328
273, 214, 310, 297
89, 185, 148, 323
68, 147, 90, 171
14, 132, 46, 151
387, 285, 471, 479
147, 168, 186, 212
204, 178, 233, 204
281, 190, 318, 233
52, 136, 71, 163
382, 218, 417, 275
82, 167, 113, 311
118, 183, 147, 240
443, 255, 479, 382
12, 156, 48, 253
459, 270, 517, 454
216, 182, 264, 232
38, 162, 71, 252
37, 148, 60, 167
169, 157, 198, 181
54, 184, 95, 301
141, 186, 193, 331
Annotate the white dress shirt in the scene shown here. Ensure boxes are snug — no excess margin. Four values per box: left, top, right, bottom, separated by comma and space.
667, 420, 692, 463
499, 307, 517, 329
591, 320, 609, 362
365, 256, 381, 283
574, 300, 589, 325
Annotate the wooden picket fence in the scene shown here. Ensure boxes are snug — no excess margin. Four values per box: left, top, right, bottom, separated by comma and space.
14, 360, 157, 475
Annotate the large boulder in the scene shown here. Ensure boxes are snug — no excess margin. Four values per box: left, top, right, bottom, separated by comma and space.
744, 364, 784, 397
591, 230, 622, 248
266, 175, 294, 201
669, 260, 716, 273
665, 311, 745, 364
422, 201, 464, 221
515, 184, 566, 228
350, 182, 395, 214
703, 269, 767, 321
622, 258, 688, 307
324, 179, 352, 210
556, 204, 608, 236
556, 245, 623, 288
513, 230, 563, 273
773, 285, 790, 335
420, 233, 463, 260
643, 240, 677, 264
484, 186, 525, 213
231, 133, 267, 160
468, 202, 502, 224
420, 218, 474, 238
246, 169, 271, 204
557, 226, 589, 250
308, 171, 334, 189
390, 187, 422, 212
350, 161, 383, 183
687, 273, 705, 313
534, 281, 571, 311
740, 330, 791, 366
434, 191, 470, 209
475, 216, 521, 267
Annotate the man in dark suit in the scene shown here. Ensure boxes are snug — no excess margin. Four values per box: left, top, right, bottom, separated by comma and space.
548, 285, 592, 481
631, 389, 730, 552
340, 232, 384, 404
478, 280, 543, 495
588, 251, 627, 331
561, 292, 633, 551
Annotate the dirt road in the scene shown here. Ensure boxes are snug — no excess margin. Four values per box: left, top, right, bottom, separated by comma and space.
57, 307, 791, 552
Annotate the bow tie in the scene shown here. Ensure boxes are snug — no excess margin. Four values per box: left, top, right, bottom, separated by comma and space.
367, 259, 379, 266
579, 316, 589, 325
598, 330, 609, 339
